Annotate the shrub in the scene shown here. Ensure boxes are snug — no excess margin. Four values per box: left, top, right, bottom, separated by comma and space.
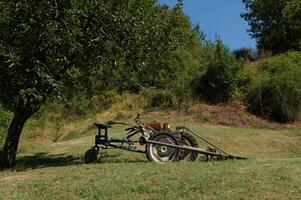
235, 67, 256, 98
142, 88, 175, 108
233, 47, 257, 62
202, 113, 210, 121
247, 52, 301, 122
61, 96, 91, 118
34, 95, 92, 122
258, 51, 301, 73
192, 39, 243, 103
91, 91, 120, 112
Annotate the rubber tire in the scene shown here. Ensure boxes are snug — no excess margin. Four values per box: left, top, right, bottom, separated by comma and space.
180, 132, 198, 161
84, 148, 99, 164
146, 131, 182, 163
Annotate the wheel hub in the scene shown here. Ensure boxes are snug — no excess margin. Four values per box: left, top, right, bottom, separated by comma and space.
160, 146, 168, 153
147, 133, 180, 162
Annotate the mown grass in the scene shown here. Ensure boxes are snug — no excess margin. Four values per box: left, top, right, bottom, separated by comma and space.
1, 158, 300, 200
0, 115, 300, 200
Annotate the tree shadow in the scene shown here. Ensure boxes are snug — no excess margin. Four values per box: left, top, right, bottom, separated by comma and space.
12, 151, 149, 171
14, 152, 82, 171
98, 151, 149, 164
100, 158, 149, 164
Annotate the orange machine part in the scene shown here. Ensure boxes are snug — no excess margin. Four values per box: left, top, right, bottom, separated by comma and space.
163, 123, 170, 130
147, 121, 170, 130
146, 121, 163, 130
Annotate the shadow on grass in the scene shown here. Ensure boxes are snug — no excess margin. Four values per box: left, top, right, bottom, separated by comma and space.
99, 152, 149, 164
15, 152, 82, 171
100, 158, 149, 164
13, 152, 148, 171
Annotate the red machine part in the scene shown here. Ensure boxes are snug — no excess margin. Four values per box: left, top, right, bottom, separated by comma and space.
146, 121, 170, 131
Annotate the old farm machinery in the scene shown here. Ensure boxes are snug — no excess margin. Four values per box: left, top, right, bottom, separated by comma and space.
84, 114, 246, 163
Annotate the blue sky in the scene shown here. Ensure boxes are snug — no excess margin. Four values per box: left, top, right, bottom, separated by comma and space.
159, 0, 256, 50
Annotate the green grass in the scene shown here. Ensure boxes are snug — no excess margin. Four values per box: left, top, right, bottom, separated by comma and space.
0, 116, 300, 200
1, 159, 300, 200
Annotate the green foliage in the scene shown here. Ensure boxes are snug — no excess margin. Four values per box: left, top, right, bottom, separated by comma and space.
142, 88, 175, 108
71, 0, 201, 94
235, 67, 255, 98
192, 39, 243, 103
35, 91, 119, 122
242, 0, 301, 53
0, 0, 90, 116
191, 23, 207, 45
0, 0, 204, 163
247, 52, 301, 122
0, 105, 11, 128
0, 105, 11, 146
258, 51, 301, 73
0, 0, 203, 111
1, 0, 199, 114
202, 113, 210, 121
233, 47, 257, 62
91, 91, 121, 112
63, 97, 91, 118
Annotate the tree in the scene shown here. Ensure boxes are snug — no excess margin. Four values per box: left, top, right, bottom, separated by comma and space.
91, 0, 200, 93
242, 0, 301, 54
192, 39, 243, 103
73, 0, 201, 94
0, 0, 199, 168
0, 0, 105, 168
191, 24, 207, 46
233, 47, 257, 62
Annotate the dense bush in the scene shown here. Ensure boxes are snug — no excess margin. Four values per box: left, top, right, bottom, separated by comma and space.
32, 96, 92, 123
142, 88, 175, 108
233, 47, 257, 62
192, 40, 243, 103
247, 52, 301, 122
91, 91, 120, 112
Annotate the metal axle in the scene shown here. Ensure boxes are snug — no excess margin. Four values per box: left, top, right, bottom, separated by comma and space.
146, 139, 247, 159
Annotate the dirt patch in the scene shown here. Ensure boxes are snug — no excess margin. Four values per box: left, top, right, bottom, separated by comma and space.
193, 101, 301, 129
150, 101, 300, 129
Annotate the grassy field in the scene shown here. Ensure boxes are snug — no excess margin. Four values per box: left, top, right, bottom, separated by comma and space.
0, 115, 301, 200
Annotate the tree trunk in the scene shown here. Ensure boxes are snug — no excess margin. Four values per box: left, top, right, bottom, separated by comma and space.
0, 112, 29, 169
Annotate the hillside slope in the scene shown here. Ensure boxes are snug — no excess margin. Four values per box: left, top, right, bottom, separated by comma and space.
1, 114, 300, 200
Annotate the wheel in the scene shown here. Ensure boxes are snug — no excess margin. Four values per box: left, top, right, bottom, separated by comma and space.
84, 148, 99, 164
146, 131, 182, 163
180, 132, 198, 161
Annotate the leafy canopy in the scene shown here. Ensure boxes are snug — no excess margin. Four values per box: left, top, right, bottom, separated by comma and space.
192, 39, 243, 103
242, 0, 301, 54
0, 0, 95, 115
0, 0, 198, 115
